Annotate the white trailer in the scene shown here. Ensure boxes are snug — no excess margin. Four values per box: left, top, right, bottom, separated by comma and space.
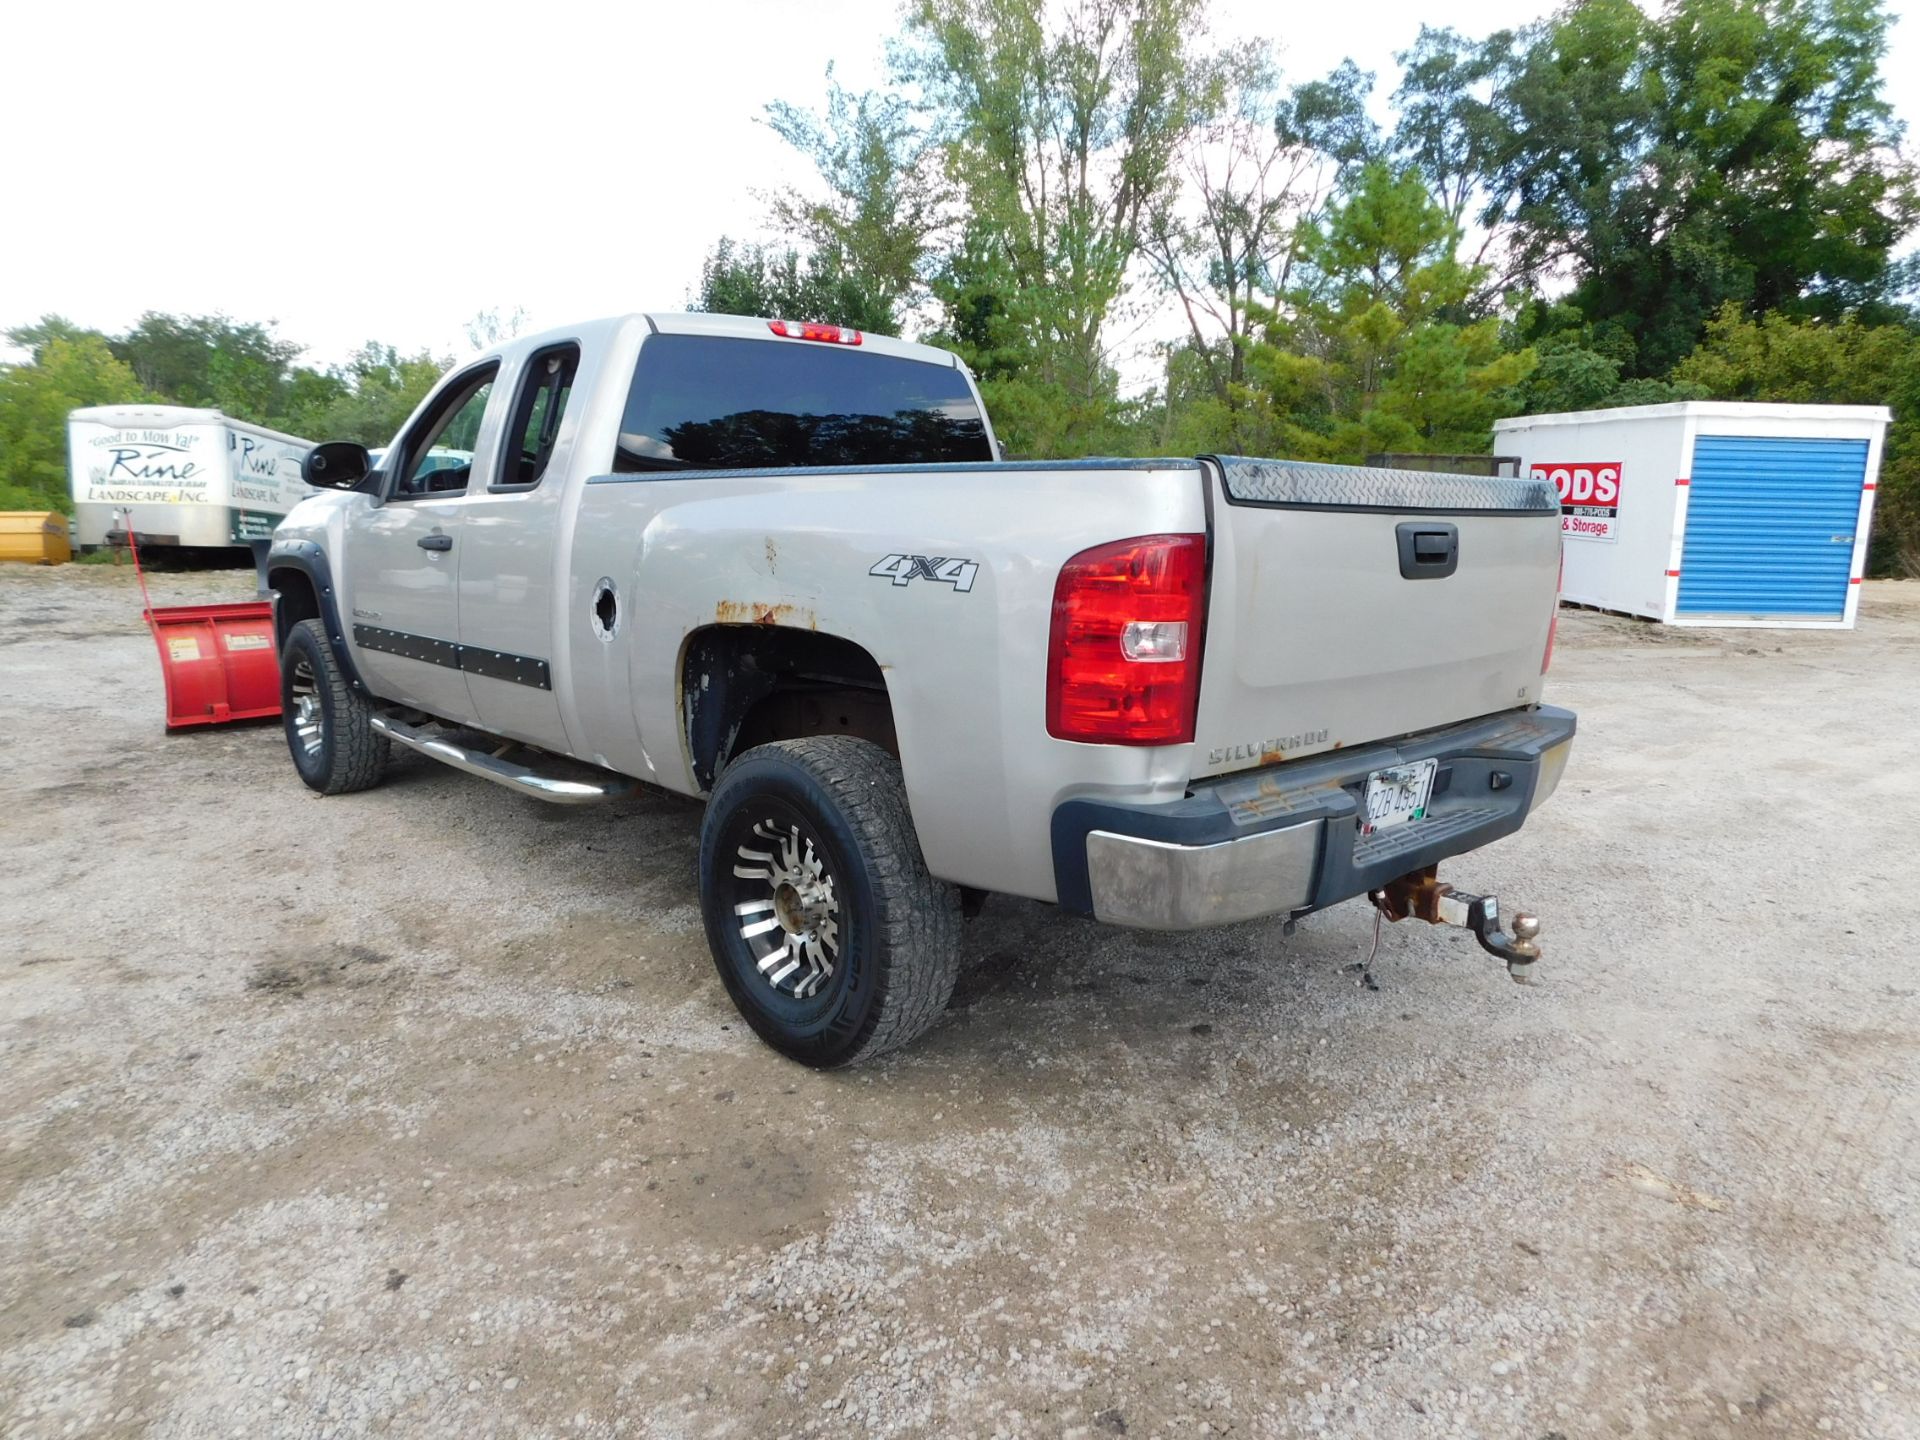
1493, 401, 1890, 629
66, 406, 319, 551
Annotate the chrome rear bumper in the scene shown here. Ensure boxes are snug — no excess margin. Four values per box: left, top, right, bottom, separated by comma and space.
1084, 822, 1321, 930
1055, 706, 1576, 930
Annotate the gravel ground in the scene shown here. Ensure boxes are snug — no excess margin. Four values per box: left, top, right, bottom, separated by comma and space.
2, 561, 1916, 1440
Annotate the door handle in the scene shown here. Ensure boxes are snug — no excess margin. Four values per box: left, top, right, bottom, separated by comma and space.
1395, 521, 1459, 579
418, 534, 453, 552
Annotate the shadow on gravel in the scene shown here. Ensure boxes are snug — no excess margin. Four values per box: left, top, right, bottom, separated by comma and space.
235, 721, 1332, 1070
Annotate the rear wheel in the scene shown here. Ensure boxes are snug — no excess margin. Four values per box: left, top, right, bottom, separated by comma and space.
698, 737, 961, 1067
281, 618, 387, 795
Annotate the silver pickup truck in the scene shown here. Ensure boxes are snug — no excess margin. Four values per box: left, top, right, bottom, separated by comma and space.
270, 312, 1574, 1066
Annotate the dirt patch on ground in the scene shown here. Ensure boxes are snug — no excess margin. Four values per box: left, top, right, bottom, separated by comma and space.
2, 564, 1916, 1438
246, 944, 399, 995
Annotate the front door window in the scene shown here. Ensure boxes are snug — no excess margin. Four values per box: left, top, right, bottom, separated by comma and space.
393, 368, 495, 498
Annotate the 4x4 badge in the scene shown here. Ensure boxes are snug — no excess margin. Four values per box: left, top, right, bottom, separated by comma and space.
869, 554, 980, 593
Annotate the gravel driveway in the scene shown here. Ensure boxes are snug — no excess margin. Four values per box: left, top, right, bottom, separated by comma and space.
2, 562, 1916, 1440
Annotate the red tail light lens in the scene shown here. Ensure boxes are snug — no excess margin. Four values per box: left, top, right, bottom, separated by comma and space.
1047, 534, 1207, 744
1542, 546, 1564, 674
768, 320, 863, 345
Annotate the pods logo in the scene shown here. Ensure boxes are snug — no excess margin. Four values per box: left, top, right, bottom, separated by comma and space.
1531, 462, 1622, 543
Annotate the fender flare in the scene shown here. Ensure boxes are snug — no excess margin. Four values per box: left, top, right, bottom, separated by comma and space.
266, 539, 368, 694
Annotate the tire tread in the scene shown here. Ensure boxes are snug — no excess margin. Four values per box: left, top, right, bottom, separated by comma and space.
286, 618, 387, 795
707, 736, 961, 1065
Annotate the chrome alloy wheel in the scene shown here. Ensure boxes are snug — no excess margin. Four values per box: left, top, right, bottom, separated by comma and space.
730, 818, 842, 1000
290, 655, 324, 759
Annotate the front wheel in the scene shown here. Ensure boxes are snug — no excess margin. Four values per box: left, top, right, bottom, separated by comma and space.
698, 737, 962, 1067
281, 618, 388, 795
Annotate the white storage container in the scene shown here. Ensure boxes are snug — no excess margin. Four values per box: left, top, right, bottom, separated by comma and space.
1493, 402, 1890, 628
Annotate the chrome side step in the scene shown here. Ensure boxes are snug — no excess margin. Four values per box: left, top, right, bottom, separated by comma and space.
370, 713, 638, 806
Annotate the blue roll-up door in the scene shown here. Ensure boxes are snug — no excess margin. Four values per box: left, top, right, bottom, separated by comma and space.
1677, 435, 1866, 617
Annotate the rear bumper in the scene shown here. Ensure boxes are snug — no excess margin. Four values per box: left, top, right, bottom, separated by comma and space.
1052, 705, 1575, 930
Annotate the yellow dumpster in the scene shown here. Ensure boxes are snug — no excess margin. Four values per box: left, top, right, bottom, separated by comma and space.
0, 511, 73, 565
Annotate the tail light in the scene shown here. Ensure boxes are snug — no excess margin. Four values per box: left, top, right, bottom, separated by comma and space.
1047, 534, 1207, 744
1542, 545, 1564, 674
768, 320, 862, 345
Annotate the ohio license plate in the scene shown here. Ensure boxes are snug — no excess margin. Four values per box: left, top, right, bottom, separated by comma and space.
1361, 758, 1437, 836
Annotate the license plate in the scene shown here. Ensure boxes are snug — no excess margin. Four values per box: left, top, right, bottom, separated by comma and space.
1361, 758, 1437, 836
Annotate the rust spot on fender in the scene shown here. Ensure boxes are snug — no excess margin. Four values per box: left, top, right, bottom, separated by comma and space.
715, 600, 817, 630
1261, 748, 1286, 766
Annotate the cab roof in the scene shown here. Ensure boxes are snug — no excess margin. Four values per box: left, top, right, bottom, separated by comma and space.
473, 313, 965, 371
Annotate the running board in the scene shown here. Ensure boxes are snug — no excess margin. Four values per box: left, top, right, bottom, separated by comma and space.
370, 713, 638, 806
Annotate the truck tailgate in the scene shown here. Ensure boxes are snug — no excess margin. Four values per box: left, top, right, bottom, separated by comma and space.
1191, 458, 1562, 778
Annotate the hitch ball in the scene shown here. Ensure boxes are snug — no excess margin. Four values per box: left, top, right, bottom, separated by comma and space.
1504, 913, 1542, 983
1373, 866, 1545, 984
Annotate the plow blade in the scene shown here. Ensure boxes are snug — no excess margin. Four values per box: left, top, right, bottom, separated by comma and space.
144, 601, 281, 730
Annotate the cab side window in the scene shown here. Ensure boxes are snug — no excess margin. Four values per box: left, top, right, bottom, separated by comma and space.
392, 365, 497, 498
496, 344, 579, 491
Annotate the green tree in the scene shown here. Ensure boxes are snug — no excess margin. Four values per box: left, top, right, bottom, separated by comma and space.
1499, 302, 1709, 415
206, 345, 286, 423
900, 0, 1210, 449
765, 74, 946, 328
926, 222, 1035, 384
924, 220, 1143, 458
691, 236, 898, 335
1392, 26, 1513, 235
1674, 304, 1918, 404
1390, 25, 1542, 313
1674, 304, 1920, 573
5, 315, 108, 364
296, 344, 450, 447
110, 312, 303, 414
1150, 336, 1308, 458
278, 367, 351, 438
1499, 335, 1708, 416
1142, 49, 1377, 409
1264, 161, 1533, 459
0, 334, 150, 512
1481, 0, 1918, 375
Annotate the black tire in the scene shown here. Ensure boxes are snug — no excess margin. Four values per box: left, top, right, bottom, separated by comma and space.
698, 737, 962, 1067
281, 618, 388, 795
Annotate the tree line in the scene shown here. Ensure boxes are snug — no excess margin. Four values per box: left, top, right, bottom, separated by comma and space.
694, 0, 1920, 573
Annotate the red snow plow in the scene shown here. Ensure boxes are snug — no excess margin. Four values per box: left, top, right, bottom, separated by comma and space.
125, 526, 280, 731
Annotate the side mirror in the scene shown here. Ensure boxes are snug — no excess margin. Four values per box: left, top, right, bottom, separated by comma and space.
303, 441, 372, 489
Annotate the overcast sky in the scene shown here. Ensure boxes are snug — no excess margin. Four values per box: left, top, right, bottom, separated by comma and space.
6, 0, 1917, 378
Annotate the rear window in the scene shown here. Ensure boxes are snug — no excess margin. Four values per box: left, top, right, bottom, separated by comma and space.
613, 334, 991, 472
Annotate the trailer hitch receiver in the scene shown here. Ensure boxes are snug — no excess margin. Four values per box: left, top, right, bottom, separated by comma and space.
1370, 865, 1543, 982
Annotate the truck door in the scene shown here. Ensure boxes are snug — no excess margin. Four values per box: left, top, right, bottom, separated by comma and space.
340, 363, 498, 719
452, 341, 579, 751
